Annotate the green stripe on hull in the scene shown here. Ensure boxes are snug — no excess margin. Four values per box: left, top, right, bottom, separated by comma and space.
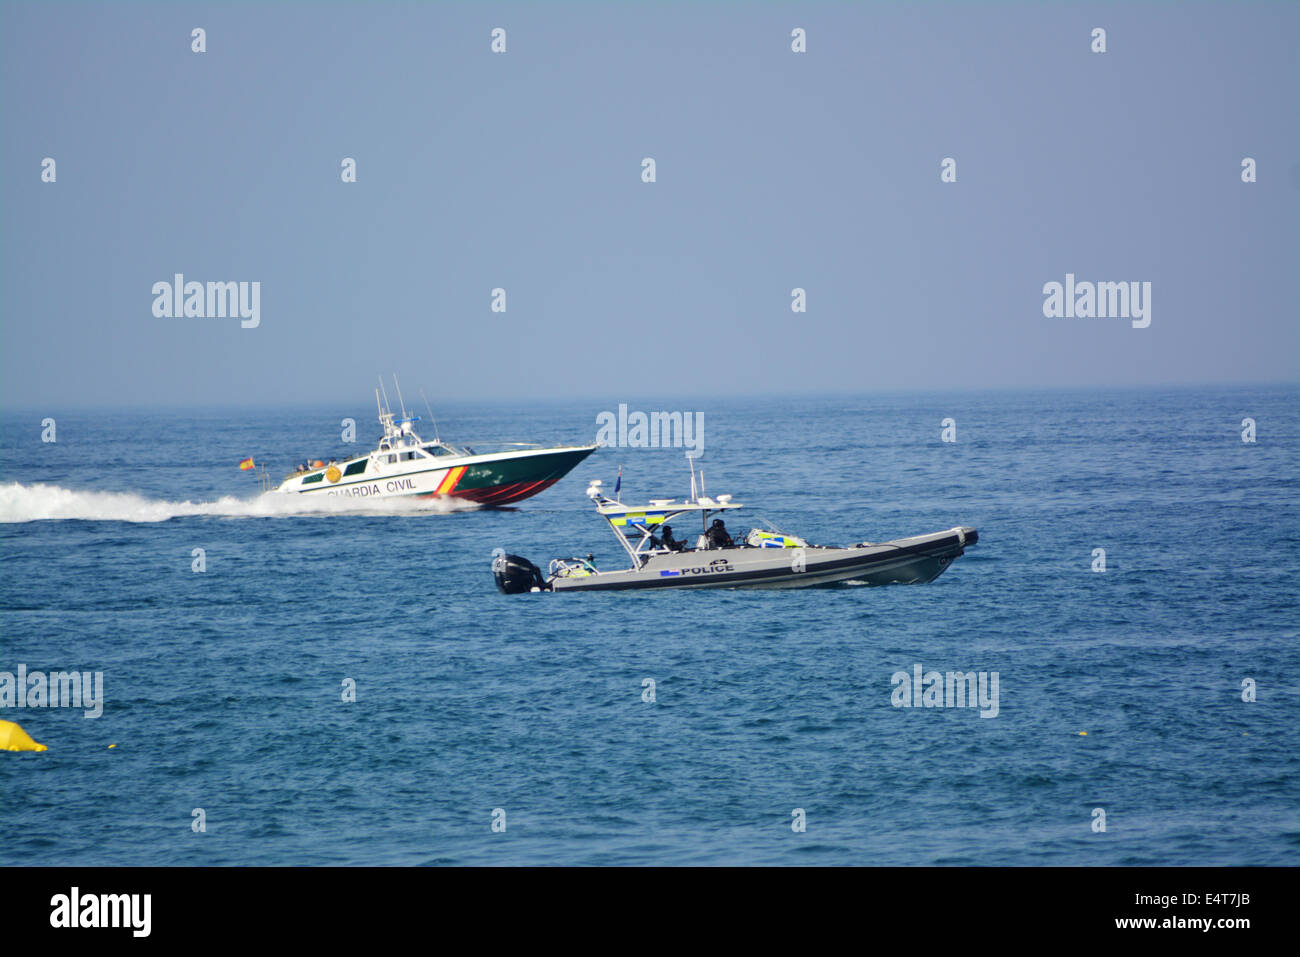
453, 448, 593, 491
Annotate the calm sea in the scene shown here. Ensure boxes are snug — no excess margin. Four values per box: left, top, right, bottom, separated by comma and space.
1, 386, 1296, 865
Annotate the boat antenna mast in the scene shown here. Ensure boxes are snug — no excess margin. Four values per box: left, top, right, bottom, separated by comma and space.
377, 376, 397, 437
687, 454, 709, 533
420, 388, 441, 443
393, 374, 409, 419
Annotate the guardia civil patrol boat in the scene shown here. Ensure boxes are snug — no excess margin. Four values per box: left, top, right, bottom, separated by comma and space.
493, 468, 978, 592
273, 383, 596, 506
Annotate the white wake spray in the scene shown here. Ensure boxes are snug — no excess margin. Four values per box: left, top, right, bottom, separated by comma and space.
0, 482, 477, 523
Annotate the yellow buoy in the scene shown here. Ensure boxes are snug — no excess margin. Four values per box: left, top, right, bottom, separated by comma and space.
1078, 731, 1088, 736
0, 719, 48, 752
326, 465, 342, 483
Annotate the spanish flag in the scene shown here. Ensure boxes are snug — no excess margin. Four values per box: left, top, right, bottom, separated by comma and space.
238, 457, 255, 471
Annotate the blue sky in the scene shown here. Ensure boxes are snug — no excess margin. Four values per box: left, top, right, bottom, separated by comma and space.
2, 1, 1296, 408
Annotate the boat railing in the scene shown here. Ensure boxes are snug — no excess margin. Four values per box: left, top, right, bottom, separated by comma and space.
549, 556, 599, 578
455, 441, 547, 452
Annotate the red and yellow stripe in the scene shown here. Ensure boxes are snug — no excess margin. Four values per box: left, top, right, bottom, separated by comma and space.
435, 466, 467, 495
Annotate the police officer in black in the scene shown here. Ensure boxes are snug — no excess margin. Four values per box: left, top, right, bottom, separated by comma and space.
705, 518, 733, 549
658, 524, 686, 552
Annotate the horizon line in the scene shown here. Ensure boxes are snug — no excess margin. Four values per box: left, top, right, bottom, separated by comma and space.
2, 378, 1297, 414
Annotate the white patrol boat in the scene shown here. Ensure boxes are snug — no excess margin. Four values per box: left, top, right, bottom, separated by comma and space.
272, 383, 596, 506
493, 468, 978, 592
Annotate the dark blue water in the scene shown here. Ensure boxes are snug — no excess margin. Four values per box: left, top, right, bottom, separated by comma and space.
1, 386, 1297, 865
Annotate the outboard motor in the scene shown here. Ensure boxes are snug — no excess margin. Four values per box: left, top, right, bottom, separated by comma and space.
493, 553, 547, 594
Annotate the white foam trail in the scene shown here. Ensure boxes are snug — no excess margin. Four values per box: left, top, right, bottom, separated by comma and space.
0, 482, 478, 523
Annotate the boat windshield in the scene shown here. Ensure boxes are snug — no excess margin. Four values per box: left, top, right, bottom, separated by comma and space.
423, 442, 469, 457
